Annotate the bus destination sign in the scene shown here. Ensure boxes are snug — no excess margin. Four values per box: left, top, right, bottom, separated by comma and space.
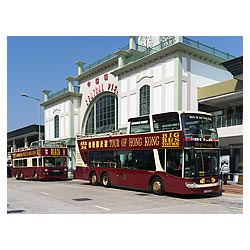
12, 147, 67, 159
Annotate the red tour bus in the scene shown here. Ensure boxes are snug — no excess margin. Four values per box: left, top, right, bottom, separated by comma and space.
11, 140, 68, 180
75, 111, 220, 195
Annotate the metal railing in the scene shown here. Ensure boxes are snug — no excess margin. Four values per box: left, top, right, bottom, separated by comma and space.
213, 113, 243, 128
83, 44, 129, 72
48, 86, 79, 100
183, 37, 235, 60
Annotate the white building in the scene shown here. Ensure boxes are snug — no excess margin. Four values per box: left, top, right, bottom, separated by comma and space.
41, 36, 237, 174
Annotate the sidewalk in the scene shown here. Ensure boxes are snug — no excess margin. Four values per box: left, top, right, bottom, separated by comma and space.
221, 181, 243, 195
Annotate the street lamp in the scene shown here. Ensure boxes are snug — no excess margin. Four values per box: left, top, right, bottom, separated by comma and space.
21, 93, 41, 141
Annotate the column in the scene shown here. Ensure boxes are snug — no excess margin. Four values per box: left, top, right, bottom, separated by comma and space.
42, 90, 51, 102
12, 140, 16, 151
175, 36, 183, 43
75, 61, 86, 75
115, 51, 128, 68
24, 136, 28, 148
129, 36, 136, 50
65, 77, 75, 92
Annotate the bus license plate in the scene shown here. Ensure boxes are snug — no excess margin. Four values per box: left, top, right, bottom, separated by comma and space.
203, 189, 212, 193
53, 170, 60, 172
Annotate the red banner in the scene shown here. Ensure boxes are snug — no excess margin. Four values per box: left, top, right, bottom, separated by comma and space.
78, 131, 183, 151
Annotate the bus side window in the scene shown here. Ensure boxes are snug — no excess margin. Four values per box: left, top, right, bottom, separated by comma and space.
166, 150, 182, 177
39, 157, 42, 167
32, 158, 37, 166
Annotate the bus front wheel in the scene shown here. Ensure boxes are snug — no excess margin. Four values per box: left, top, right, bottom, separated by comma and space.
151, 177, 164, 195
101, 173, 110, 187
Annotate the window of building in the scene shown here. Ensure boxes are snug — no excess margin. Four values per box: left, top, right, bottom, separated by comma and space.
54, 115, 59, 138
85, 109, 95, 135
85, 95, 117, 135
140, 85, 150, 116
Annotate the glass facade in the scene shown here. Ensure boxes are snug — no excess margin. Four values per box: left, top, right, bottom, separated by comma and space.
85, 95, 117, 135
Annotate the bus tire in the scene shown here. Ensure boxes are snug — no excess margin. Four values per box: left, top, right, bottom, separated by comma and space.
34, 171, 38, 180
101, 173, 110, 187
90, 172, 98, 186
151, 177, 164, 195
19, 172, 23, 180
15, 171, 19, 180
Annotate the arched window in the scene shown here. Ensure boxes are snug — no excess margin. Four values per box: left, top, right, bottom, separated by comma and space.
54, 115, 59, 138
85, 95, 117, 135
140, 85, 150, 116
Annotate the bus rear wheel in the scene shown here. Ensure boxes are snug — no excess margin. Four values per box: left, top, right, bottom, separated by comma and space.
90, 172, 98, 185
101, 173, 110, 187
151, 177, 164, 195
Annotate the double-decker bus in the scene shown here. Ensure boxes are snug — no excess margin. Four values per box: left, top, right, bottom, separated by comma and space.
11, 140, 68, 180
75, 111, 220, 195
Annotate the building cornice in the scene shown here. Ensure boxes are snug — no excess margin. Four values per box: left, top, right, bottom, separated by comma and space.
41, 91, 82, 107
111, 42, 228, 77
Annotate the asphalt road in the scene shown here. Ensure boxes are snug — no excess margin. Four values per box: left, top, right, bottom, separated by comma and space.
7, 177, 243, 214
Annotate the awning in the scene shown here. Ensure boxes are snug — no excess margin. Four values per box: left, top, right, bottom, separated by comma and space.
197, 79, 243, 109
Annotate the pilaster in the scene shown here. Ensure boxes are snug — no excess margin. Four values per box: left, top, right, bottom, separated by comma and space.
174, 51, 182, 110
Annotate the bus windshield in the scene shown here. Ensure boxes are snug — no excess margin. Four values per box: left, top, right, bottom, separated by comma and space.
184, 149, 220, 177
44, 157, 67, 167
181, 113, 218, 142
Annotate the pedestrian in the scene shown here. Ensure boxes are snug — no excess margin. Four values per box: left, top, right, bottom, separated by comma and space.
220, 161, 230, 184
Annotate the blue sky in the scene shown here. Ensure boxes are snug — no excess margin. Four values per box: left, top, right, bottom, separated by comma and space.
7, 36, 243, 132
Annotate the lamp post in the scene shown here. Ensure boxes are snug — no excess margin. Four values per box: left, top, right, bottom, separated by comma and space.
21, 93, 41, 141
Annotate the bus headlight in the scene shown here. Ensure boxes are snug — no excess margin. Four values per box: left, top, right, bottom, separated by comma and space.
185, 182, 198, 188
200, 178, 205, 184
64, 168, 67, 172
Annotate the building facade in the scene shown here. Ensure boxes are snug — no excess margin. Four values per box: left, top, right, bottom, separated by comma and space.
198, 56, 243, 174
7, 124, 45, 150
40, 36, 241, 175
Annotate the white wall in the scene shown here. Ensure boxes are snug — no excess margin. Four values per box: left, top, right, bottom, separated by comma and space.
189, 59, 232, 110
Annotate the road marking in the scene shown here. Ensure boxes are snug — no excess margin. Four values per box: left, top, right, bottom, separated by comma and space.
95, 205, 111, 211
40, 192, 49, 195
